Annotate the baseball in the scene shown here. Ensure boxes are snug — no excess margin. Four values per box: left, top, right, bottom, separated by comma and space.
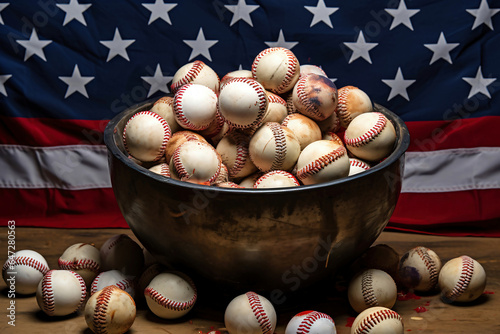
349, 158, 371, 176
348, 269, 398, 313
136, 263, 165, 300
220, 69, 253, 88
174, 83, 218, 131
170, 140, 222, 185
439, 255, 487, 303
200, 110, 226, 140
398, 246, 442, 292
211, 121, 232, 146
317, 110, 341, 133
285, 310, 336, 334
261, 91, 288, 124
238, 172, 263, 188
150, 96, 181, 133
213, 163, 229, 185
2, 249, 49, 295
91, 270, 135, 298
216, 132, 258, 179
100, 234, 145, 279
337, 86, 373, 128
300, 64, 327, 77
164, 130, 207, 163
123, 111, 171, 162
171, 60, 220, 93
254, 170, 300, 188
85, 285, 136, 334
58, 242, 101, 287
296, 140, 350, 185
218, 78, 268, 129
36, 269, 87, 316
144, 272, 197, 319
149, 163, 171, 178
249, 122, 301, 172
344, 112, 396, 162
224, 291, 277, 334
284, 91, 299, 115
350, 307, 404, 334
281, 113, 322, 150
322, 131, 344, 147
292, 73, 338, 121
252, 47, 300, 94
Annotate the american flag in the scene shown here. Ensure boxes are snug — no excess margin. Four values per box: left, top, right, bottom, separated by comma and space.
1, 0, 499, 235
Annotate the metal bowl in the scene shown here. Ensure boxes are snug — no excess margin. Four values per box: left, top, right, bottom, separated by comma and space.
104, 101, 410, 302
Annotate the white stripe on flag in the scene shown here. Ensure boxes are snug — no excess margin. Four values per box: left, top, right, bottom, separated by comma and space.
0, 144, 111, 190
402, 147, 500, 193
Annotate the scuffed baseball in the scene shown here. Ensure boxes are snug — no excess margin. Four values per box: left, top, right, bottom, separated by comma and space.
144, 272, 197, 319
171, 60, 220, 93
220, 69, 253, 88
91, 270, 135, 298
249, 122, 301, 172
300, 64, 327, 77
164, 130, 207, 163
252, 47, 300, 94
36, 269, 87, 316
254, 170, 300, 188
174, 83, 218, 131
337, 86, 373, 128
213, 163, 229, 185
296, 140, 350, 185
285, 310, 336, 334
85, 285, 136, 334
216, 132, 257, 179
149, 163, 171, 178
322, 131, 344, 147
100, 234, 144, 279
350, 307, 404, 334
224, 291, 277, 334
344, 112, 396, 162
58, 242, 101, 287
399, 246, 442, 292
238, 172, 263, 188
281, 113, 322, 150
2, 249, 49, 295
150, 96, 181, 133
349, 158, 371, 176
439, 255, 487, 303
317, 111, 341, 133
261, 91, 288, 124
348, 269, 397, 313
292, 73, 338, 121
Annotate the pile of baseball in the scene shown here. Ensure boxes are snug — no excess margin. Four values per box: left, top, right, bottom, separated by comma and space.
123, 47, 397, 188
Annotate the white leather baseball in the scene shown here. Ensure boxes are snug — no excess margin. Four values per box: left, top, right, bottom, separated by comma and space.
149, 163, 171, 178
224, 291, 277, 334
398, 246, 442, 292
171, 60, 220, 93
144, 272, 197, 319
2, 249, 49, 295
150, 96, 181, 133
296, 140, 350, 185
238, 172, 263, 188
292, 73, 338, 121
337, 86, 373, 128
218, 78, 268, 129
123, 111, 171, 162
85, 285, 136, 334
344, 112, 396, 162
58, 242, 101, 287
164, 130, 207, 163
281, 113, 322, 150
351, 307, 404, 334
100, 234, 145, 279
36, 269, 87, 316
170, 140, 222, 185
300, 64, 327, 77
174, 83, 218, 131
91, 270, 135, 298
349, 158, 371, 176
285, 310, 337, 334
254, 170, 300, 188
261, 91, 288, 124
220, 69, 253, 88
249, 122, 301, 172
439, 255, 487, 303
252, 47, 300, 94
348, 269, 397, 313
216, 132, 257, 179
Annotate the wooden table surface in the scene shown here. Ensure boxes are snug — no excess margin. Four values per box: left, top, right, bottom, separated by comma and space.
1, 227, 499, 333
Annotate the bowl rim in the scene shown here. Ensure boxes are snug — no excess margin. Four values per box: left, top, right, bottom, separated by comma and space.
104, 100, 410, 194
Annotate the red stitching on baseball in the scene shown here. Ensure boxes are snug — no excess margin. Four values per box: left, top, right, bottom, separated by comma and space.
445, 255, 475, 302
75, 270, 87, 306
41, 270, 55, 315
266, 123, 287, 171
227, 132, 250, 177
104, 234, 127, 251
350, 159, 370, 171
171, 60, 205, 93
296, 146, 346, 181
144, 286, 197, 312
297, 311, 334, 334
253, 170, 300, 188
361, 271, 378, 308
354, 309, 402, 334
58, 258, 100, 273
295, 75, 325, 120
4, 256, 49, 274
415, 247, 439, 291
267, 92, 287, 106
160, 163, 171, 177
93, 285, 116, 333
337, 86, 355, 125
246, 292, 274, 334
344, 112, 386, 148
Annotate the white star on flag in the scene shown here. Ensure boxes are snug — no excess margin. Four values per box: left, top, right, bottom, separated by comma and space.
265, 29, 298, 49
56, 0, 92, 26
100, 28, 135, 62
467, 0, 500, 30
0, 74, 12, 97
343, 31, 378, 64
462, 66, 497, 99
142, 0, 177, 25
382, 67, 416, 101
225, 0, 259, 27
183, 28, 218, 62
0, 3, 8, 25
304, 0, 339, 28
141, 64, 173, 97
385, 0, 420, 31
424, 32, 459, 65
16, 28, 52, 62
59, 65, 94, 98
